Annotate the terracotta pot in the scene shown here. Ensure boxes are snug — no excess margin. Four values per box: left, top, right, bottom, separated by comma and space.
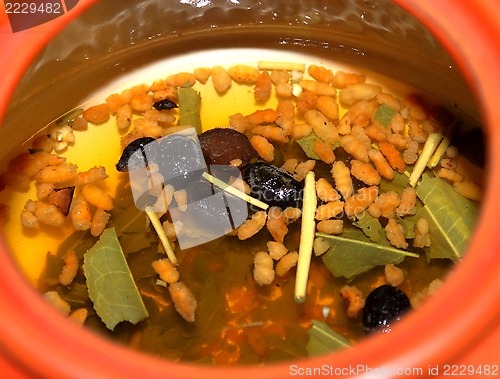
0, 0, 499, 377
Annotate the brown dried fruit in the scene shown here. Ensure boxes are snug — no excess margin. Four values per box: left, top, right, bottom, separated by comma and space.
198, 128, 257, 168
48, 186, 75, 216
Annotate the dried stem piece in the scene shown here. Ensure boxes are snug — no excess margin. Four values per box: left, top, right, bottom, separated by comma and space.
202, 172, 269, 210
257, 61, 306, 72
144, 205, 178, 266
295, 171, 317, 303
409, 132, 443, 187
427, 121, 458, 168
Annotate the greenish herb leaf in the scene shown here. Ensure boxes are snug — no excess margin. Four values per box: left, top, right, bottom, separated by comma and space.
398, 214, 416, 239
83, 227, 148, 330
192, 254, 227, 338
111, 205, 148, 237
119, 232, 157, 255
297, 132, 322, 160
353, 213, 387, 244
56, 230, 97, 260
57, 282, 92, 309
379, 171, 410, 194
397, 198, 424, 240
318, 229, 418, 281
306, 320, 351, 357
126, 247, 161, 280
267, 324, 309, 359
297, 132, 339, 160
416, 175, 479, 261
374, 103, 398, 127
178, 87, 202, 134
37, 252, 65, 288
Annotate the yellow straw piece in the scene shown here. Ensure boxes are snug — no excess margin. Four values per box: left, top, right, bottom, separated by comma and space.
202, 172, 269, 210
427, 122, 457, 169
257, 61, 306, 72
408, 132, 443, 187
144, 206, 178, 266
295, 171, 317, 304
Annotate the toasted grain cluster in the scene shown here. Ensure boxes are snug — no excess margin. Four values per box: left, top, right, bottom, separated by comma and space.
1, 134, 113, 236
42, 291, 88, 326
104, 82, 179, 146
224, 62, 482, 276
0, 60, 484, 333
151, 223, 197, 323
253, 241, 300, 286
340, 285, 366, 318
243, 207, 301, 286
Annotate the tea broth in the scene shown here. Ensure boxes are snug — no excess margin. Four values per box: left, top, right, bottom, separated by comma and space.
0, 47, 481, 365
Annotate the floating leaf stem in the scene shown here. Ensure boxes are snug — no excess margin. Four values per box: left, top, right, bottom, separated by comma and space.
317, 232, 419, 258
202, 172, 269, 210
295, 171, 317, 303
144, 205, 178, 266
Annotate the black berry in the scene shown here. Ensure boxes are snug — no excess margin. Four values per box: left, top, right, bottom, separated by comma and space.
153, 99, 178, 111
363, 284, 411, 334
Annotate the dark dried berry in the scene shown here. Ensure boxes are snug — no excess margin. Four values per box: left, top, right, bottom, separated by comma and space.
116, 134, 206, 191
198, 128, 257, 168
155, 134, 206, 188
244, 162, 303, 210
153, 99, 178, 111
363, 285, 411, 334
116, 137, 156, 172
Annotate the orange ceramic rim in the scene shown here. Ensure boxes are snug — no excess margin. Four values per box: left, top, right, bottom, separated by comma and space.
0, 0, 500, 378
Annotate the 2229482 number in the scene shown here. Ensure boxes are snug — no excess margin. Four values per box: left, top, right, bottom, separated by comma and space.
5, 2, 62, 14
443, 365, 499, 376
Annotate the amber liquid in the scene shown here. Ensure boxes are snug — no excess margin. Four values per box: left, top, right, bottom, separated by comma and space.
0, 47, 417, 283
0, 46, 478, 365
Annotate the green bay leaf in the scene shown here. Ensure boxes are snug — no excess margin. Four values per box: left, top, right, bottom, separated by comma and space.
178, 87, 202, 133
297, 131, 339, 160
111, 205, 147, 237
57, 282, 92, 309
306, 320, 351, 357
37, 252, 65, 288
126, 246, 161, 281
56, 230, 96, 260
416, 175, 479, 261
83, 227, 148, 330
318, 229, 418, 281
353, 213, 386, 244
379, 171, 409, 194
192, 254, 226, 339
297, 132, 322, 160
374, 103, 398, 127
119, 231, 157, 255
398, 214, 417, 239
